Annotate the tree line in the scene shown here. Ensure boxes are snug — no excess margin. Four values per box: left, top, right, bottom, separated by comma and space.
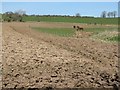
101, 11, 117, 18
2, 9, 26, 22
1, 9, 117, 22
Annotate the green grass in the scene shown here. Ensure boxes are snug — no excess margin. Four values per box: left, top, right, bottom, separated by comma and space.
32, 27, 117, 37
84, 27, 117, 34
32, 27, 75, 37
32, 26, 119, 42
87, 27, 118, 42
23, 16, 118, 25
107, 36, 120, 42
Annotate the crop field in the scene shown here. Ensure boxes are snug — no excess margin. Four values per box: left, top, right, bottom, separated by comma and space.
2, 21, 119, 89
32, 27, 75, 37
32, 24, 118, 42
23, 16, 118, 25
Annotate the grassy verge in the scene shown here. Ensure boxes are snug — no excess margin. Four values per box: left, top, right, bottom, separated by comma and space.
32, 27, 75, 37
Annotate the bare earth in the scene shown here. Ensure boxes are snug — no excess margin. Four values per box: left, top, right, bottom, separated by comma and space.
2, 22, 120, 88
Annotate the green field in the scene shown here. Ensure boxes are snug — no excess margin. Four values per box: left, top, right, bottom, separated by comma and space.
23, 16, 118, 25
32, 27, 117, 36
32, 26, 119, 42
107, 35, 120, 42
32, 27, 75, 37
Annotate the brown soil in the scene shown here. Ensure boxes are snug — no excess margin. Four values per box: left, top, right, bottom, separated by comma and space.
2, 22, 120, 89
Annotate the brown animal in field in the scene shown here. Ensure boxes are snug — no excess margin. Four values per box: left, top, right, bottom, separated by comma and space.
73, 25, 84, 31
76, 26, 84, 31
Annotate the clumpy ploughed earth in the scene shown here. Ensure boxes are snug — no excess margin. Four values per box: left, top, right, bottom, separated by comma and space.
2, 22, 120, 89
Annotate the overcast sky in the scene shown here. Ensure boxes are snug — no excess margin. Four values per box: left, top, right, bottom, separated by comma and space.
1, 2, 118, 17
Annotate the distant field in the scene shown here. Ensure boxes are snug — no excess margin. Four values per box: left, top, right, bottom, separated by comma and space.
23, 16, 118, 25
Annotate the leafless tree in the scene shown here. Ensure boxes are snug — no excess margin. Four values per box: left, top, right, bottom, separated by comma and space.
15, 9, 26, 16
113, 11, 117, 18
76, 13, 81, 17
101, 11, 107, 18
107, 12, 111, 18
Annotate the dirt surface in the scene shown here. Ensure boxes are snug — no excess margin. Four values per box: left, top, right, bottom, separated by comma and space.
2, 22, 120, 89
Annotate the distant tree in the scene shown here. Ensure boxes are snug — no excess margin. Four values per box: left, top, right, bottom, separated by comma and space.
107, 12, 111, 18
14, 9, 26, 22
5, 17, 11, 22
3, 11, 14, 22
31, 14, 35, 16
14, 9, 26, 16
4, 11, 14, 19
113, 11, 117, 18
3, 10, 26, 22
5, 11, 13, 15
101, 11, 107, 18
76, 13, 81, 17
110, 12, 114, 17
106, 11, 117, 18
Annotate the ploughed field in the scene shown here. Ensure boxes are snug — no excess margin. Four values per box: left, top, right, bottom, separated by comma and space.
2, 22, 119, 88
